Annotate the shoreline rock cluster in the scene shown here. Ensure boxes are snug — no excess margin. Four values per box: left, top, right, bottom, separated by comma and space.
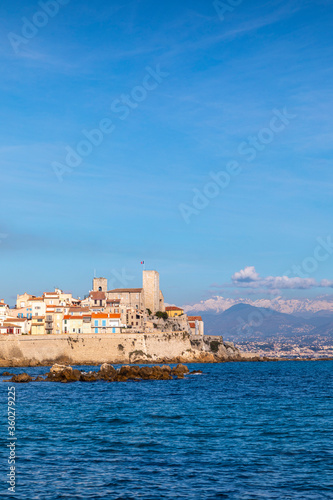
0, 352, 263, 368
4, 363, 203, 383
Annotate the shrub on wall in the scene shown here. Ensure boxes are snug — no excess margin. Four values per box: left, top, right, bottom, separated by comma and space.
155, 311, 168, 320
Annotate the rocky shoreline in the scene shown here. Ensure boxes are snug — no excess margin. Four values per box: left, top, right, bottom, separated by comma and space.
2, 356, 332, 383
2, 363, 203, 383
1, 355, 332, 369
0, 353, 263, 368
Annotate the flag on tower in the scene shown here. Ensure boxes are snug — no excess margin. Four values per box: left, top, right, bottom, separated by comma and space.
141, 261, 144, 265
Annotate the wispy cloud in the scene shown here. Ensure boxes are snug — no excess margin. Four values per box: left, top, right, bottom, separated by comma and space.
229, 266, 333, 290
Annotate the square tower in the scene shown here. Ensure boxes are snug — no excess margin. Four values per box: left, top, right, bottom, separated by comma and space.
142, 270, 160, 314
93, 277, 108, 292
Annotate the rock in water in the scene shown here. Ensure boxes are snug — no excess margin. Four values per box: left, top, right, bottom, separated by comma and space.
47, 365, 81, 382
80, 371, 99, 382
171, 364, 190, 376
11, 373, 33, 383
50, 364, 68, 374
161, 365, 172, 373
40, 363, 191, 383
99, 363, 117, 380
119, 365, 141, 378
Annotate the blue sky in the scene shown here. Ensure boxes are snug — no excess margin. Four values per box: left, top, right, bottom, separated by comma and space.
1, 0, 333, 306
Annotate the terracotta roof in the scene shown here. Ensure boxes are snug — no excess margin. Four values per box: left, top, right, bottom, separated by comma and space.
90, 291, 106, 300
29, 297, 44, 302
108, 288, 142, 293
166, 306, 184, 311
5, 318, 26, 323
189, 322, 195, 328
1, 324, 21, 329
188, 316, 203, 322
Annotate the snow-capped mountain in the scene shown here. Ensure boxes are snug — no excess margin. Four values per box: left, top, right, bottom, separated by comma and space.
183, 295, 333, 315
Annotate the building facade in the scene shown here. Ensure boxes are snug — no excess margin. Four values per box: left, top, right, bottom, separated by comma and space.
165, 306, 184, 317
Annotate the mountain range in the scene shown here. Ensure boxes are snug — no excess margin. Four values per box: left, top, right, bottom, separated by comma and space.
183, 295, 333, 315
189, 303, 333, 342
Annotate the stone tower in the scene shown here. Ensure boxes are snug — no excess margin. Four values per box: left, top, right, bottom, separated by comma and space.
142, 270, 160, 314
93, 277, 108, 292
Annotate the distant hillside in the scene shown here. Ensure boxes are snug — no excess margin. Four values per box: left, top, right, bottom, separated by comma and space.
189, 303, 333, 342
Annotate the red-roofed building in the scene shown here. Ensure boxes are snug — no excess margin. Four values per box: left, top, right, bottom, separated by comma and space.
0, 323, 22, 335
188, 316, 204, 336
165, 306, 184, 318
63, 314, 91, 335
91, 312, 122, 334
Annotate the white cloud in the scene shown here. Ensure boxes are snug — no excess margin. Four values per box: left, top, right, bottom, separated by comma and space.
231, 266, 330, 290
320, 279, 333, 288
232, 266, 260, 283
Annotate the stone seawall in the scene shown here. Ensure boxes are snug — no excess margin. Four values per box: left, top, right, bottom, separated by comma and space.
0, 332, 258, 367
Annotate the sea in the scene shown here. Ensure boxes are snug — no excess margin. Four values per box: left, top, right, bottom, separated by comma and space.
1, 361, 333, 499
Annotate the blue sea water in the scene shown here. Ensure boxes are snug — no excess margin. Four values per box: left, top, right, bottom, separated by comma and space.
1, 361, 333, 500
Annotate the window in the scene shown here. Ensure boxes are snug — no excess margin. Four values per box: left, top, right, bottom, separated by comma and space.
95, 300, 97, 305
94, 320, 98, 327
102, 320, 106, 327
98, 286, 102, 291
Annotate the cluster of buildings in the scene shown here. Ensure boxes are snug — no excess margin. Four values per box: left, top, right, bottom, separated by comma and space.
237, 337, 333, 359
0, 270, 204, 337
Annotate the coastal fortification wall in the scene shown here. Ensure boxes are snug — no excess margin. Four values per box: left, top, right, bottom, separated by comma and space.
0, 332, 250, 367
